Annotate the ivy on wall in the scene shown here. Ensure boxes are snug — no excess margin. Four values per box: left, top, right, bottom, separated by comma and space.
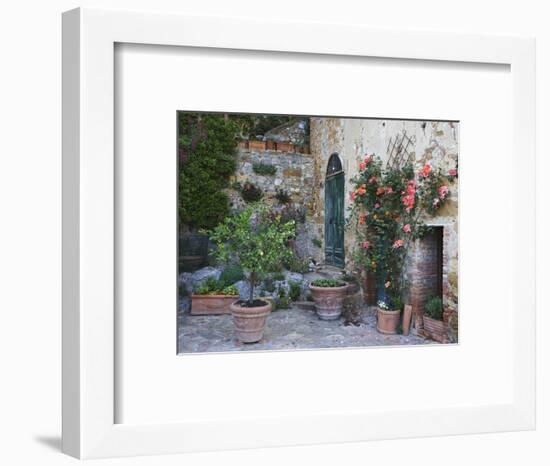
178, 113, 238, 230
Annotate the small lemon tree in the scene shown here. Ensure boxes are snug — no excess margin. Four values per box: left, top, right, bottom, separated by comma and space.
208, 204, 296, 305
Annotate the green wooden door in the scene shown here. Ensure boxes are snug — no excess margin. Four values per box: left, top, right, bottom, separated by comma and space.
325, 171, 345, 267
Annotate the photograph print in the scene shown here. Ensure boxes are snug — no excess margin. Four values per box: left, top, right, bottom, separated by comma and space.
177, 112, 459, 354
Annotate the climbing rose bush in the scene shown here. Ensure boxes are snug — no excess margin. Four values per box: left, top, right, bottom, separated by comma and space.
349, 154, 458, 308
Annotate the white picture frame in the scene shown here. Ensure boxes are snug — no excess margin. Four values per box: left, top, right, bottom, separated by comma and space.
62, 7, 535, 459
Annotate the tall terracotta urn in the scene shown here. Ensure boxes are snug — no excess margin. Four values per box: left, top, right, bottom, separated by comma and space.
230, 300, 271, 343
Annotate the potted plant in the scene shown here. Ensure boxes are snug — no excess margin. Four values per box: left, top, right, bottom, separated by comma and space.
208, 204, 295, 343
376, 299, 402, 334
308, 279, 348, 320
423, 296, 449, 343
191, 277, 239, 315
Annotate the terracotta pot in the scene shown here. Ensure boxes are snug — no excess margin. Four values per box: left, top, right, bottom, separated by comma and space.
423, 315, 449, 343
248, 140, 266, 151
265, 140, 276, 150
376, 308, 401, 334
309, 284, 348, 320
190, 295, 238, 315
276, 142, 294, 152
230, 300, 271, 343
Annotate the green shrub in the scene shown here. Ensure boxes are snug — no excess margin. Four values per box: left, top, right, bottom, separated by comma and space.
231, 181, 242, 191
311, 237, 322, 248
275, 188, 291, 204
425, 296, 443, 320
221, 285, 239, 296
310, 279, 346, 288
219, 265, 244, 287
277, 296, 291, 309
195, 276, 218, 294
240, 181, 263, 203
252, 162, 277, 176
194, 277, 239, 296
276, 287, 291, 309
178, 114, 238, 229
288, 281, 301, 301
284, 256, 310, 273
272, 271, 286, 281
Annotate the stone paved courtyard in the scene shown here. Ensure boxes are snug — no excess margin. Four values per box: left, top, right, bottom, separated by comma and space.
177, 305, 433, 354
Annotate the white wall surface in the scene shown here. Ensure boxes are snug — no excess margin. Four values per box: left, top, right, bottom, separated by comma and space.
0, 1, 547, 465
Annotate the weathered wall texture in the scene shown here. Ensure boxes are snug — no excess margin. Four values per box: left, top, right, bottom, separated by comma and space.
229, 148, 315, 210
228, 148, 320, 260
309, 118, 459, 340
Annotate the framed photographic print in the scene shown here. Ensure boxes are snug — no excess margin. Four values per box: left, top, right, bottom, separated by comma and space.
62, 7, 535, 459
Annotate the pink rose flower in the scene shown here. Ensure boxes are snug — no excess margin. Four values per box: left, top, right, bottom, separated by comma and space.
438, 185, 449, 199
359, 161, 366, 170
362, 241, 370, 249
385, 281, 391, 288
350, 192, 356, 201
385, 186, 393, 194
403, 224, 411, 233
392, 239, 404, 248
374, 203, 380, 209
419, 164, 431, 178
448, 168, 457, 177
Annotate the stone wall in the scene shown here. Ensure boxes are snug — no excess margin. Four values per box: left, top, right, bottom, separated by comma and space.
228, 148, 321, 261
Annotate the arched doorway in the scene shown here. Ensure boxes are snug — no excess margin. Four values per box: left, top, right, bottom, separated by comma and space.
324, 153, 345, 267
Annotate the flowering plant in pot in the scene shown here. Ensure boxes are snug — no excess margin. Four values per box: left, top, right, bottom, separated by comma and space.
423, 296, 449, 343
348, 154, 457, 335
376, 299, 402, 334
208, 204, 295, 343
308, 278, 348, 320
190, 277, 239, 315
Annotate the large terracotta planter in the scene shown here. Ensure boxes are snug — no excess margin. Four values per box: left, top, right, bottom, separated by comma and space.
423, 315, 449, 343
190, 295, 238, 315
376, 308, 401, 334
309, 284, 348, 320
230, 300, 271, 343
